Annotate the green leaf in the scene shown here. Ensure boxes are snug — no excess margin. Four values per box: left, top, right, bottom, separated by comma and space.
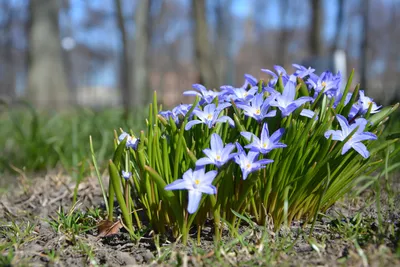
342, 84, 360, 117
369, 103, 399, 128
109, 160, 137, 239
144, 165, 184, 227
113, 137, 127, 168
336, 69, 354, 113
297, 77, 310, 97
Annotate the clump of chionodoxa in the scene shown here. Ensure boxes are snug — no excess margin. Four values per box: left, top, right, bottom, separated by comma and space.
103, 64, 398, 244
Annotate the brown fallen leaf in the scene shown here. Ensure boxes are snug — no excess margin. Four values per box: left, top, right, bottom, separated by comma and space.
97, 219, 123, 237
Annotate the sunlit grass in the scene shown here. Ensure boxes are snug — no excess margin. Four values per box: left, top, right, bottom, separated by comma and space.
0, 103, 146, 175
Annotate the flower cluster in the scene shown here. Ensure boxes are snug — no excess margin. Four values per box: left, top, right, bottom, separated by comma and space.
106, 64, 396, 244
159, 64, 382, 214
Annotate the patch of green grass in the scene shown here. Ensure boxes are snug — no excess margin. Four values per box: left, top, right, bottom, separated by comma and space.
0, 103, 146, 175
0, 220, 37, 251
41, 249, 60, 265
0, 250, 15, 267
75, 239, 99, 267
0, 219, 37, 266
48, 203, 100, 244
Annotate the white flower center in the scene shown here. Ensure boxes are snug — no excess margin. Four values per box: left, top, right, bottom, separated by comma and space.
246, 161, 252, 169
262, 143, 268, 148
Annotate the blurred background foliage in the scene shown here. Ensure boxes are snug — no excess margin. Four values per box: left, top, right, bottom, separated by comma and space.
0, 0, 399, 175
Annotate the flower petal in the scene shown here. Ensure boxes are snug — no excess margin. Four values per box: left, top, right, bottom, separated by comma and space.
221, 143, 235, 158
324, 130, 344, 140
165, 179, 192, 190
183, 90, 202, 97
204, 103, 216, 114
192, 84, 207, 94
241, 131, 257, 142
202, 170, 218, 184
185, 120, 203, 130
247, 151, 259, 162
281, 103, 298, 117
216, 116, 235, 127
341, 142, 352, 155
336, 114, 350, 134
282, 81, 296, 101
187, 190, 202, 214
260, 123, 270, 141
351, 142, 370, 158
210, 133, 224, 151
198, 184, 217, 195
261, 69, 278, 79
196, 157, 215, 167
244, 74, 258, 86
257, 159, 274, 165
270, 128, 284, 143
300, 109, 318, 120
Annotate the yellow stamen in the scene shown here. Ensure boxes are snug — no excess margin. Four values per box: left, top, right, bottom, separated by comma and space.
263, 143, 267, 148
194, 179, 200, 185
216, 155, 221, 160
207, 114, 212, 119
321, 81, 327, 87
246, 163, 251, 169
256, 109, 261, 115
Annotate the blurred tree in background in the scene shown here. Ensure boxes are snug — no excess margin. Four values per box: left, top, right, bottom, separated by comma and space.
0, 0, 399, 109
27, 0, 70, 109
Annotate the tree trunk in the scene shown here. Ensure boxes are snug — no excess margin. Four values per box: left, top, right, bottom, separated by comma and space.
360, 0, 370, 90
192, 0, 216, 88
331, 0, 344, 53
132, 0, 151, 107
0, 4, 15, 100
114, 0, 131, 111
278, 0, 289, 66
214, 0, 232, 86
309, 0, 323, 57
27, 0, 69, 109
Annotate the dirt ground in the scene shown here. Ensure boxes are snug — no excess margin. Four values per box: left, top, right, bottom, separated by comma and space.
1, 171, 399, 266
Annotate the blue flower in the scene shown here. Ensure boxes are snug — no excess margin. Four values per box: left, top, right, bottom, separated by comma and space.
236, 93, 276, 122
269, 81, 313, 117
308, 71, 341, 98
164, 167, 217, 214
324, 114, 377, 158
159, 110, 178, 124
159, 104, 200, 124
174, 104, 199, 117
261, 64, 316, 89
244, 74, 258, 86
220, 85, 258, 103
196, 133, 236, 168
183, 84, 221, 104
241, 123, 286, 154
121, 170, 131, 180
300, 109, 318, 120
292, 64, 317, 80
118, 131, 139, 150
357, 90, 381, 115
185, 103, 234, 130
261, 65, 290, 87
234, 143, 273, 180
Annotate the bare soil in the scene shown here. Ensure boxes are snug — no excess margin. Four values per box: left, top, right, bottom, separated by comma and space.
1, 172, 399, 266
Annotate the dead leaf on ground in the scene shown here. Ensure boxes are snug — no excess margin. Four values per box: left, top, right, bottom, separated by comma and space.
97, 219, 123, 237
